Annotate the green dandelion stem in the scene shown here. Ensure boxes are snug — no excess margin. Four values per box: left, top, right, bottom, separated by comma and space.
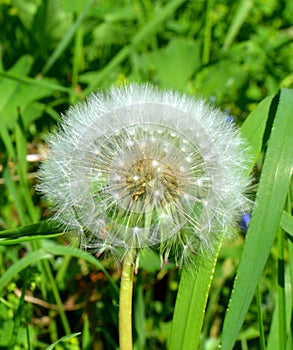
119, 250, 135, 350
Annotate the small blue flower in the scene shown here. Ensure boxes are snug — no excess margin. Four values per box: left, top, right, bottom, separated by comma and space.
225, 115, 234, 124
239, 213, 251, 233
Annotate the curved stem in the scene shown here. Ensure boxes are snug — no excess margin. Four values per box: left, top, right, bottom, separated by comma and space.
119, 251, 134, 350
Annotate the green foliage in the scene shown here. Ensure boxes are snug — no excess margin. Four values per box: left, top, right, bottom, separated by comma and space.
221, 88, 293, 350
0, 0, 292, 349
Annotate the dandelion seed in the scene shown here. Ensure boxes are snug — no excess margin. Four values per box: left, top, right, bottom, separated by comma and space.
38, 83, 251, 268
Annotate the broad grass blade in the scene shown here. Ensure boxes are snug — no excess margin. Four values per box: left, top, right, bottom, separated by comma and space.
169, 244, 221, 350
221, 88, 293, 349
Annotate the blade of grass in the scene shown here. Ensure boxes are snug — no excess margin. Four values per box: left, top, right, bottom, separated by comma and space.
42, 259, 72, 335
198, 257, 236, 350
0, 71, 74, 94
0, 233, 63, 245
48, 315, 59, 345
286, 190, 293, 350
41, 0, 92, 76
267, 266, 292, 350
45, 332, 81, 350
72, 26, 84, 90
15, 119, 40, 223
240, 95, 273, 173
280, 211, 293, 237
3, 167, 27, 225
55, 255, 73, 289
169, 241, 222, 350
256, 283, 266, 350
134, 273, 146, 350
0, 55, 32, 114
82, 314, 91, 350
222, 0, 253, 51
287, 253, 293, 350
0, 221, 62, 238
0, 249, 52, 293
15, 119, 28, 184
8, 270, 29, 348
221, 88, 293, 349
278, 226, 287, 349
0, 124, 17, 161
202, 0, 215, 65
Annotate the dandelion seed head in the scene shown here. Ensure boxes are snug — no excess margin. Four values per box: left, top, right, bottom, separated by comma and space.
38, 83, 251, 266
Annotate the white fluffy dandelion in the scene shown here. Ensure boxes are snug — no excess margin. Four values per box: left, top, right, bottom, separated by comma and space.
38, 83, 250, 267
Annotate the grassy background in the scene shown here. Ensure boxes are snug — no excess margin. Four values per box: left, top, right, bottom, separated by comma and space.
0, 0, 292, 349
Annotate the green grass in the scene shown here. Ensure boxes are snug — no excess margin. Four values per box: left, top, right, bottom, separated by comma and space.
0, 0, 292, 349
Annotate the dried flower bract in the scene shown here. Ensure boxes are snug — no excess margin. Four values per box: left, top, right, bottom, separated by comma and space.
38, 84, 250, 267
